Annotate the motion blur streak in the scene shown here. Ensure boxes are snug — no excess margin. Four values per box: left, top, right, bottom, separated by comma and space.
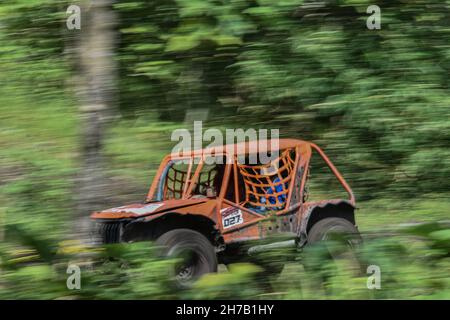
0, 0, 448, 299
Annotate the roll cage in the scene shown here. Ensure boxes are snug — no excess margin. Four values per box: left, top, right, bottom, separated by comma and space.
146, 142, 355, 210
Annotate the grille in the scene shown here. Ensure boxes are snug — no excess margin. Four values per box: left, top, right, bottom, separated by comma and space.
96, 222, 123, 244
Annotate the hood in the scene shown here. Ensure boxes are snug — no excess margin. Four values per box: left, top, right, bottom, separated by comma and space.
91, 198, 210, 220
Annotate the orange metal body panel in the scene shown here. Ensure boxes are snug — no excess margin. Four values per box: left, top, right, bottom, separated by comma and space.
91, 139, 355, 245
91, 199, 217, 220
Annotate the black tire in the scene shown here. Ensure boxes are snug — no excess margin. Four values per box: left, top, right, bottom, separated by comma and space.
156, 228, 217, 287
305, 217, 362, 276
308, 217, 361, 245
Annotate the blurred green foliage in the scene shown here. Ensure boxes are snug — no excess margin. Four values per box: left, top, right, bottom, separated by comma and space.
0, 0, 449, 299
115, 0, 450, 200
2, 0, 449, 201
0, 221, 448, 299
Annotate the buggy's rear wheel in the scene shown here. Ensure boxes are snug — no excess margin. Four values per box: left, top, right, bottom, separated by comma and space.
156, 228, 217, 287
304, 217, 362, 274
307, 217, 361, 246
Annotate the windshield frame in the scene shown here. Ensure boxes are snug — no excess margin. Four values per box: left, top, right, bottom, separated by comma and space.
146, 153, 230, 202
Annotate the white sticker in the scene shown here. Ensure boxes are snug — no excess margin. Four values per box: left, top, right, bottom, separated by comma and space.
108, 203, 163, 215
127, 203, 164, 215
221, 207, 244, 229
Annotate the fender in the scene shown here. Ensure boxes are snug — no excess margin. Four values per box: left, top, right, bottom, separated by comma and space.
122, 212, 221, 246
297, 200, 356, 247
93, 199, 219, 243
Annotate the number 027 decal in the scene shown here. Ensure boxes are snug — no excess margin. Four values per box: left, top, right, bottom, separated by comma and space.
221, 207, 244, 229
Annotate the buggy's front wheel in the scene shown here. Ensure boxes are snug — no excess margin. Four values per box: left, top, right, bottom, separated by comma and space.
156, 228, 217, 287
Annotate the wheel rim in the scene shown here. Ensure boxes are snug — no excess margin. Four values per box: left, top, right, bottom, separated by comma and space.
175, 251, 196, 282
168, 246, 207, 285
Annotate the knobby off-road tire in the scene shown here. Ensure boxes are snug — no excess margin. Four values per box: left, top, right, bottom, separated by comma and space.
305, 217, 363, 276
156, 228, 217, 287
307, 217, 361, 245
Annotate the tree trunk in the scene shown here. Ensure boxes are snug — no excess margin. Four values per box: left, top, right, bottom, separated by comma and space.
71, 0, 118, 241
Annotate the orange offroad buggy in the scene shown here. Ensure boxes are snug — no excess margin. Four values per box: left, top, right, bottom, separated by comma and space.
91, 139, 359, 284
